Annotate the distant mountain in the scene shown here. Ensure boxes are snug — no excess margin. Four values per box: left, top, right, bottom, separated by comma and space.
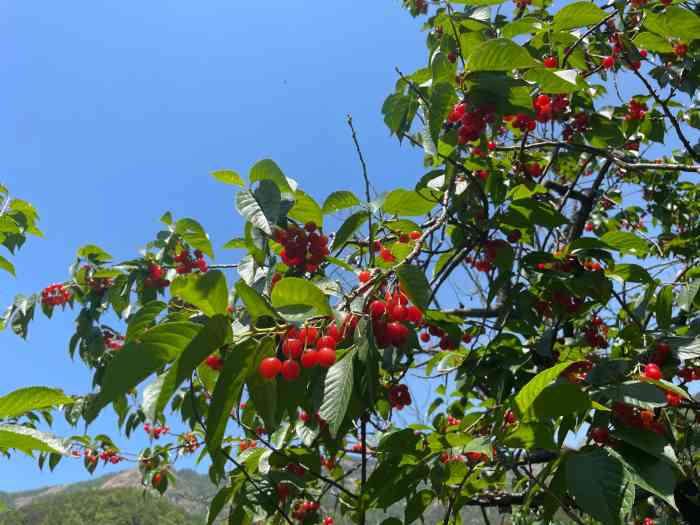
0, 468, 215, 525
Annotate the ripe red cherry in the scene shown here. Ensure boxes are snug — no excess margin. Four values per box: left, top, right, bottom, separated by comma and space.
323, 517, 335, 525
642, 518, 654, 525
666, 392, 681, 407
281, 359, 301, 381
390, 304, 408, 322
406, 305, 422, 324
282, 338, 303, 359
317, 335, 336, 350
386, 321, 409, 346
358, 270, 371, 283
590, 426, 609, 444
259, 357, 282, 379
447, 52, 457, 63
585, 222, 594, 231
369, 300, 387, 318
543, 56, 558, 68
419, 331, 430, 343
205, 355, 224, 371
656, 341, 670, 354
505, 410, 517, 424
299, 326, 319, 345
602, 55, 615, 69
317, 347, 337, 368
304, 221, 317, 232
408, 230, 421, 240
643, 363, 662, 381
639, 49, 648, 58
300, 350, 318, 368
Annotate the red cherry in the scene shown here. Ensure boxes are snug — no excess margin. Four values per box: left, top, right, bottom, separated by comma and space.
299, 326, 319, 345
282, 338, 303, 359
281, 359, 301, 381
585, 222, 594, 232
666, 392, 681, 407
358, 270, 371, 283
408, 230, 421, 240
590, 426, 609, 444
390, 304, 408, 322
602, 55, 615, 69
323, 517, 335, 525
419, 331, 430, 343
300, 350, 318, 368
316, 335, 337, 350
148, 264, 164, 280
447, 52, 457, 63
642, 518, 654, 525
505, 410, 517, 424
406, 305, 422, 324
674, 43, 688, 57
656, 341, 670, 354
639, 49, 648, 58
543, 56, 558, 68
643, 363, 662, 381
259, 357, 282, 379
507, 230, 522, 243
369, 300, 387, 318
386, 322, 409, 346
304, 222, 317, 233
317, 347, 337, 368
205, 355, 224, 371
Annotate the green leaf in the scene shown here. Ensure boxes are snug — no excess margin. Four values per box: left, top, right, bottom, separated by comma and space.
613, 426, 677, 465
503, 422, 556, 450
678, 280, 700, 312
552, 2, 608, 31
235, 281, 280, 323
396, 264, 430, 311
76, 244, 113, 263
429, 82, 455, 145
655, 285, 673, 330
271, 278, 332, 319
600, 381, 667, 409
211, 170, 245, 187
615, 445, 678, 510
0, 387, 73, 419
322, 191, 361, 215
529, 382, 591, 420
383, 189, 436, 217
0, 254, 15, 276
633, 32, 674, 53
175, 218, 214, 258
514, 361, 581, 416
330, 211, 368, 252
382, 93, 411, 136
170, 270, 229, 318
466, 38, 538, 72
319, 349, 356, 437
608, 263, 653, 284
523, 68, 582, 94
644, 6, 700, 42
505, 198, 567, 228
125, 301, 167, 341
249, 159, 293, 193
147, 315, 231, 420
0, 425, 69, 456
565, 448, 628, 525
207, 338, 258, 454
288, 190, 323, 228
600, 231, 648, 257
235, 189, 275, 235
87, 322, 201, 422
405, 490, 435, 524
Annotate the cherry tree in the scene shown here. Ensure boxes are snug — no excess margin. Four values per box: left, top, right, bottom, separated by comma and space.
3, 0, 700, 524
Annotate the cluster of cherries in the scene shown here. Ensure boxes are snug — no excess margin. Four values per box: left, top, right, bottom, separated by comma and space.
299, 410, 328, 430
276, 222, 329, 274
143, 423, 170, 439
370, 240, 397, 263
387, 384, 412, 410
532, 94, 569, 123
368, 290, 423, 348
506, 113, 536, 133
238, 439, 257, 452
84, 448, 122, 465
679, 366, 700, 382
446, 102, 494, 144
612, 402, 665, 436
583, 316, 609, 349
174, 248, 208, 274
290, 499, 321, 522
84, 266, 113, 293
446, 415, 461, 426
144, 264, 170, 289
439, 450, 489, 465
464, 239, 509, 274
419, 324, 471, 351
535, 290, 584, 320
103, 331, 125, 351
624, 99, 648, 121
259, 322, 348, 380
41, 283, 71, 307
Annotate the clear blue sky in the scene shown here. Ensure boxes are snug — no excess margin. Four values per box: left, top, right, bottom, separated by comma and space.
0, 1, 426, 491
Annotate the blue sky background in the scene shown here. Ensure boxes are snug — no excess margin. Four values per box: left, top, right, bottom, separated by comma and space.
0, 1, 427, 490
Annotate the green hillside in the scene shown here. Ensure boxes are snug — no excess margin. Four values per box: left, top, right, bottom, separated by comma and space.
0, 487, 202, 525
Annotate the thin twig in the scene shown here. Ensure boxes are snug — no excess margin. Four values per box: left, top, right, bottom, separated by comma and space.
347, 114, 375, 267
